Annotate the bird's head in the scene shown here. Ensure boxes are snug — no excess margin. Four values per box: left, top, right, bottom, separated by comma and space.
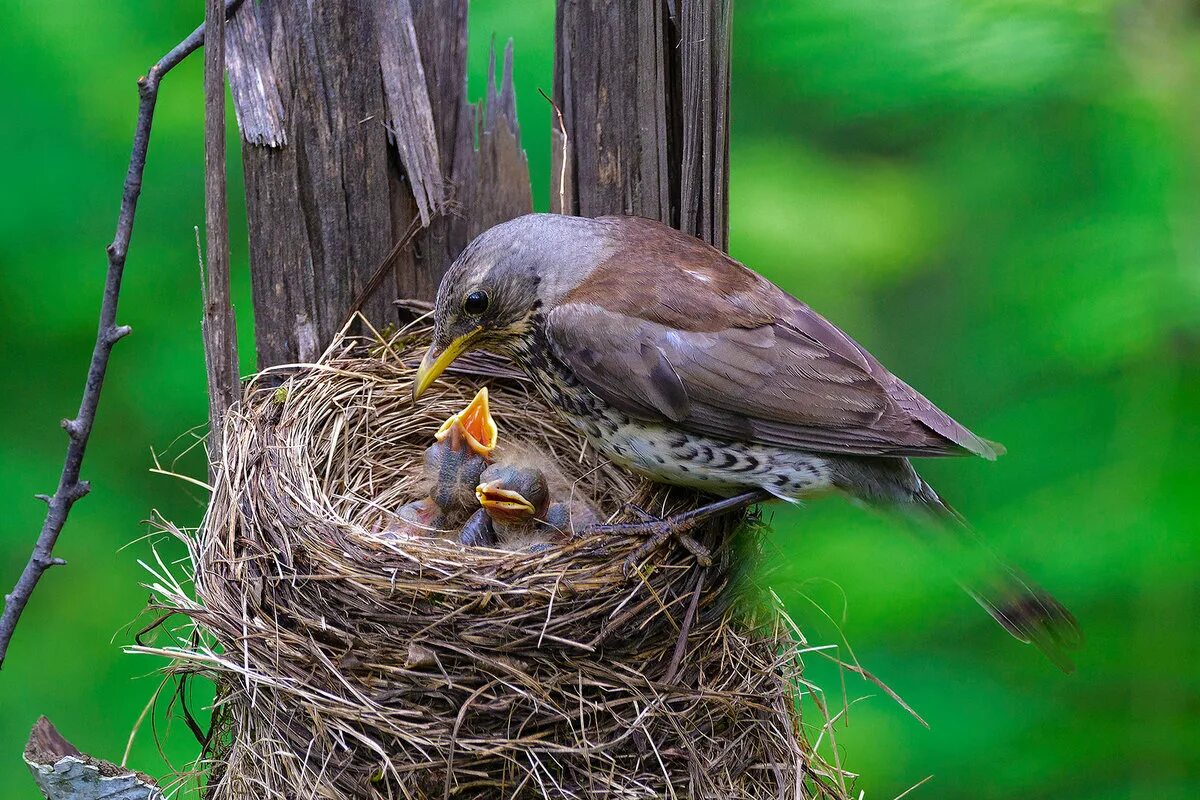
412, 214, 614, 400
475, 463, 551, 525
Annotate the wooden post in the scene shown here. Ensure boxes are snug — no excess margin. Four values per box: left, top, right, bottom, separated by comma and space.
226, 0, 731, 367
202, 0, 240, 457
205, 1, 737, 793
224, 0, 531, 368
554, 0, 732, 250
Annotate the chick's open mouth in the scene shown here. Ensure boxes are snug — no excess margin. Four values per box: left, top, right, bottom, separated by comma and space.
475, 482, 536, 520
434, 387, 498, 457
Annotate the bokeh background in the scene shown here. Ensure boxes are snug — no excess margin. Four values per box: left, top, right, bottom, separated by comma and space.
2, 1, 1197, 797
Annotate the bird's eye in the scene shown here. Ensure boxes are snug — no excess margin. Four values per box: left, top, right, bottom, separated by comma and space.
463, 289, 490, 315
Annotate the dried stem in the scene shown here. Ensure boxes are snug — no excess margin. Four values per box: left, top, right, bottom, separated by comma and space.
202, 0, 242, 462
0, 0, 245, 670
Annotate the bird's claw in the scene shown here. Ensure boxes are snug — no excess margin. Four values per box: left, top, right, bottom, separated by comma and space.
618, 501, 657, 523
622, 524, 712, 576
584, 515, 713, 575
588, 490, 767, 575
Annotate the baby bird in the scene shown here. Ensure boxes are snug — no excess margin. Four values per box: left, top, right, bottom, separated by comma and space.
435, 387, 499, 458
378, 388, 499, 541
458, 508, 496, 547
473, 463, 560, 550
542, 499, 597, 537
423, 388, 499, 527
396, 496, 441, 529
378, 497, 441, 539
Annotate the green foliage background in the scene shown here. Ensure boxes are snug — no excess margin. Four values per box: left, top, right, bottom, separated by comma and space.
1, 1, 1197, 797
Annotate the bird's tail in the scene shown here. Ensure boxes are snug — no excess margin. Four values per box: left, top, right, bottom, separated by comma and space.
832, 456, 1082, 672
906, 477, 1083, 673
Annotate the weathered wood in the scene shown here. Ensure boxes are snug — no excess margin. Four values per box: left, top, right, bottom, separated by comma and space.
553, 0, 732, 250
229, 0, 532, 367
449, 41, 533, 247
233, 0, 409, 367
373, 0, 445, 225
203, 0, 240, 452
677, 0, 732, 250
224, 3, 286, 147
405, 0, 469, 293
554, 0, 673, 224
225, 0, 733, 361
407, 1, 532, 297
25, 717, 163, 800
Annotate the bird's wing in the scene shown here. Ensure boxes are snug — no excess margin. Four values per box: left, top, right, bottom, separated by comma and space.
546, 300, 1001, 459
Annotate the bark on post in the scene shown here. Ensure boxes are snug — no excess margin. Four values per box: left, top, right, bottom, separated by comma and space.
554, 0, 732, 250
202, 0, 240, 455
224, 0, 530, 368
227, 0, 732, 366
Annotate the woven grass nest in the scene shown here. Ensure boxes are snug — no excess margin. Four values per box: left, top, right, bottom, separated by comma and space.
147, 318, 847, 800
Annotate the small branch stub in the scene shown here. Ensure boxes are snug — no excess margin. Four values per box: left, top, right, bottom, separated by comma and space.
25, 716, 163, 800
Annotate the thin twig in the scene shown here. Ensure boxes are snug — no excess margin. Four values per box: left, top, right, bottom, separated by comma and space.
0, 0, 246, 670
340, 213, 425, 330
202, 0, 241, 461
663, 567, 705, 684
538, 87, 570, 215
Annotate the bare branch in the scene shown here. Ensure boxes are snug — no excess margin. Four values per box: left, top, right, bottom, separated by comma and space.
0, 0, 246, 670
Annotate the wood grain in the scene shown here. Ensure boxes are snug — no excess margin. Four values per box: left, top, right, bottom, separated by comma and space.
203, 0, 240, 452
553, 0, 732, 250
228, 0, 532, 367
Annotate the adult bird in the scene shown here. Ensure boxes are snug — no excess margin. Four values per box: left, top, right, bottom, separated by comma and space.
412, 213, 1081, 670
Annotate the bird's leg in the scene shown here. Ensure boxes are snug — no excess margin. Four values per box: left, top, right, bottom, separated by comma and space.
618, 502, 657, 522
586, 490, 772, 573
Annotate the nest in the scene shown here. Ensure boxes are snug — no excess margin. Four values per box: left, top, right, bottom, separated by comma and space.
145, 322, 846, 799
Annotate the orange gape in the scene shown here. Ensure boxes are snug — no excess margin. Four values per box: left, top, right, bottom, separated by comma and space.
435, 387, 498, 457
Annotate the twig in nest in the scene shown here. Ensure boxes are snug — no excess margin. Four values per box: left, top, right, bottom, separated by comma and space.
0, 0, 246, 669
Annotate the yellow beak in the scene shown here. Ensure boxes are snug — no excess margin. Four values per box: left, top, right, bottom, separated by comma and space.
475, 482, 537, 517
412, 329, 481, 401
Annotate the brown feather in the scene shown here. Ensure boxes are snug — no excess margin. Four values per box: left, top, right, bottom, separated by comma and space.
562, 217, 777, 331
551, 216, 1001, 459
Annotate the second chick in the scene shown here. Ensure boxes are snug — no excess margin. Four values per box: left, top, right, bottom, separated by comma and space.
471, 464, 556, 550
